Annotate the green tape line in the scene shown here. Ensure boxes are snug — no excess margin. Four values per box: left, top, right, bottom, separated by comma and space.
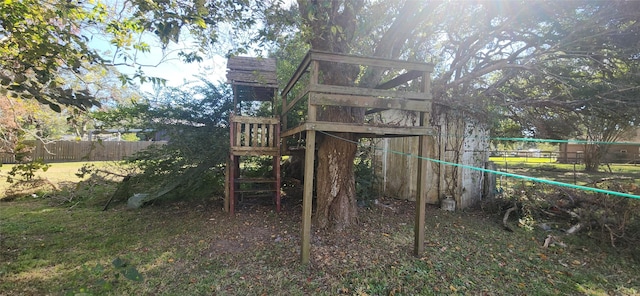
319, 131, 640, 200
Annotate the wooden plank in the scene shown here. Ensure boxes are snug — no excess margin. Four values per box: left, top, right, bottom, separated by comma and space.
235, 123, 242, 147
281, 51, 311, 98
310, 84, 429, 100
307, 122, 435, 136
242, 123, 249, 147
231, 116, 280, 125
226, 71, 278, 85
268, 124, 274, 147
309, 93, 431, 112
227, 56, 276, 72
229, 155, 236, 215
230, 147, 280, 157
224, 160, 230, 212
310, 50, 434, 72
281, 122, 435, 139
301, 129, 316, 264
274, 125, 281, 212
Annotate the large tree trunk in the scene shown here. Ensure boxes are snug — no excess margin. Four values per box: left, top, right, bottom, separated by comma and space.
297, 0, 424, 230
313, 63, 363, 230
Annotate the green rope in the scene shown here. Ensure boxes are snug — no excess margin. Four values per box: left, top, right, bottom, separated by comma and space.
319, 131, 640, 200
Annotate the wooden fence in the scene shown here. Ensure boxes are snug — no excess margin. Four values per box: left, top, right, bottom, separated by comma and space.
1, 140, 167, 164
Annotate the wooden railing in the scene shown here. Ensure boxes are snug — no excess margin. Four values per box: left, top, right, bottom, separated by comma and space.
230, 115, 280, 155
279, 50, 434, 138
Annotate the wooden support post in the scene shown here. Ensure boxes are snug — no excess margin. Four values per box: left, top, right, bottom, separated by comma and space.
301, 62, 319, 264
414, 133, 427, 256
415, 71, 430, 256
301, 129, 316, 264
229, 154, 236, 215
224, 159, 230, 212
275, 122, 282, 213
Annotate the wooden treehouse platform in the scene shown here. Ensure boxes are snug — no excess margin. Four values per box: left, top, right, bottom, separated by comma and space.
225, 50, 434, 265
280, 50, 434, 264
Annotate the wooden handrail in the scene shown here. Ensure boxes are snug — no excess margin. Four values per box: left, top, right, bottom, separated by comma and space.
230, 116, 280, 149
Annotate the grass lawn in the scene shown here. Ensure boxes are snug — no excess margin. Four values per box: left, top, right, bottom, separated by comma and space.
1, 162, 639, 295
489, 157, 640, 187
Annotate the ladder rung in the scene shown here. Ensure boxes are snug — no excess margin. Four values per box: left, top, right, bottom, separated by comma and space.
235, 178, 277, 183
234, 189, 278, 193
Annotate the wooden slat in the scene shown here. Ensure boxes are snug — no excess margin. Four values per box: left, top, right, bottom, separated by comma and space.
309, 84, 429, 100
281, 122, 434, 138
235, 123, 242, 147
226, 71, 278, 84
244, 123, 250, 147
261, 124, 267, 147
309, 93, 431, 112
310, 50, 434, 72
231, 116, 279, 125
268, 124, 274, 147
227, 56, 276, 72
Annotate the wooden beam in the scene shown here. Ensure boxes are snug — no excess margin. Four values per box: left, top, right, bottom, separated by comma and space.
230, 116, 279, 125
414, 132, 427, 256
309, 84, 429, 100
301, 129, 316, 264
375, 70, 422, 90
227, 56, 276, 72
227, 154, 236, 216
310, 50, 434, 72
281, 122, 435, 139
309, 93, 430, 112
281, 51, 311, 98
415, 70, 431, 256
282, 87, 309, 116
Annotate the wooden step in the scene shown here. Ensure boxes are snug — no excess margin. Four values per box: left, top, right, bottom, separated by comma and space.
235, 178, 277, 183
234, 188, 278, 193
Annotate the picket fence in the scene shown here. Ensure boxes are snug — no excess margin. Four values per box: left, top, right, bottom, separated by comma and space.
0, 140, 167, 164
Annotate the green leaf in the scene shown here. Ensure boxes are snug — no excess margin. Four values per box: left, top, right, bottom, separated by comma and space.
112, 257, 126, 268
122, 266, 144, 282
48, 103, 62, 113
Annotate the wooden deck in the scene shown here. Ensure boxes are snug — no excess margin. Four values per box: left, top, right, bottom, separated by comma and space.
280, 50, 434, 264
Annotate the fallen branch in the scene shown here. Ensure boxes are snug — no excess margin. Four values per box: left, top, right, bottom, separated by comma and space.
589, 176, 634, 185
503, 205, 517, 232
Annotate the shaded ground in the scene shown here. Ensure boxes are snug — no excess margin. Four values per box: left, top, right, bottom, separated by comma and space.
1, 191, 638, 295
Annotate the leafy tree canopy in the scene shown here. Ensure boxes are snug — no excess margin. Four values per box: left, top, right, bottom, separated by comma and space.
0, 0, 266, 111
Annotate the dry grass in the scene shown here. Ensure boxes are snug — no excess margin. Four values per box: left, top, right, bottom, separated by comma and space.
0, 162, 638, 295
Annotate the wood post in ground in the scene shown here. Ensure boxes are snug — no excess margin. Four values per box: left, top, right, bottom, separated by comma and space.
301, 129, 316, 264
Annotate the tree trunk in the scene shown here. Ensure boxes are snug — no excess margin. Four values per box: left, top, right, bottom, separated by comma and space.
313, 63, 363, 230
315, 131, 358, 229
583, 144, 601, 172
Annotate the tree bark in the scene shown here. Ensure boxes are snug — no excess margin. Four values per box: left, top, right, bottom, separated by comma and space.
313, 64, 363, 229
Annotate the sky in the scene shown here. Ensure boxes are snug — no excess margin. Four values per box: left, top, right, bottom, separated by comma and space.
106, 39, 229, 93
89, 0, 297, 94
